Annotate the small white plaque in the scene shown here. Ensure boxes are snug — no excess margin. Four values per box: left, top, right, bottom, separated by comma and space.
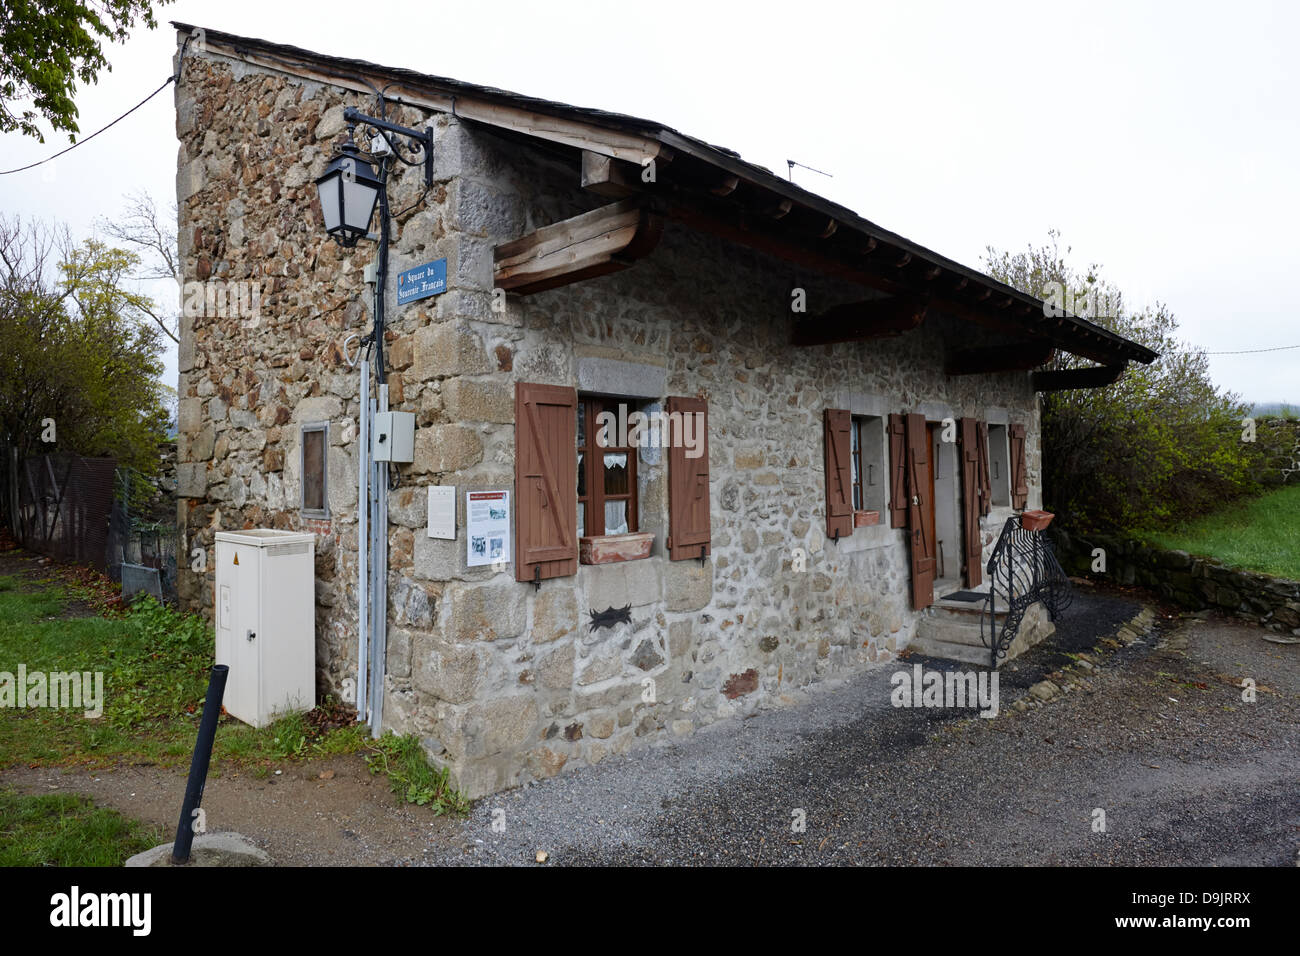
427, 485, 456, 539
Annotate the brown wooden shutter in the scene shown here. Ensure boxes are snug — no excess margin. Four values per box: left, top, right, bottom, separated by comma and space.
958, 417, 983, 588
515, 382, 578, 582
667, 395, 711, 561
887, 413, 907, 528
904, 413, 936, 609
976, 420, 992, 517
823, 409, 853, 541
1009, 423, 1029, 510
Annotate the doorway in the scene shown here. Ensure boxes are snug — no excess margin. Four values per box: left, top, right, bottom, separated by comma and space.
927, 421, 963, 595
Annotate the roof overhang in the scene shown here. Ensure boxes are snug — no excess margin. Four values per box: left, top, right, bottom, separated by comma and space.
172, 22, 1159, 375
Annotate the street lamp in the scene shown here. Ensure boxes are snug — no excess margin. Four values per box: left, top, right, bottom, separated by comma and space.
314, 108, 432, 249
311, 106, 433, 740
314, 139, 382, 248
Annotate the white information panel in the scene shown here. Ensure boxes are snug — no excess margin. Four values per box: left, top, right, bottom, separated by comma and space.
427, 485, 456, 539
466, 490, 510, 567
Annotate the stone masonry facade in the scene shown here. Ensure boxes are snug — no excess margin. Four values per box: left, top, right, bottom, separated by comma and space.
174, 39, 1043, 797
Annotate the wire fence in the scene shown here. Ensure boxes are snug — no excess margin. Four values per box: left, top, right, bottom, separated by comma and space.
1, 449, 177, 599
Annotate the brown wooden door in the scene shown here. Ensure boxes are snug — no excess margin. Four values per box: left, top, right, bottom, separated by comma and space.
905, 413, 936, 609
958, 417, 983, 588
925, 423, 939, 564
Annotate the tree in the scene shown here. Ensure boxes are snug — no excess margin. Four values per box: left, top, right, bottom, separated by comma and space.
984, 231, 1272, 532
1, 0, 173, 142
0, 214, 170, 477
97, 190, 179, 343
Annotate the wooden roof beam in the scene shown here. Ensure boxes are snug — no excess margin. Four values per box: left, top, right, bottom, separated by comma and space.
945, 341, 1056, 376
581, 151, 643, 198
663, 200, 910, 293
937, 296, 1132, 365
494, 199, 663, 295
1031, 364, 1127, 392
792, 296, 927, 347
767, 198, 793, 219
709, 174, 741, 196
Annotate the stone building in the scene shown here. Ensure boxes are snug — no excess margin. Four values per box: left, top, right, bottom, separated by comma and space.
171, 24, 1156, 796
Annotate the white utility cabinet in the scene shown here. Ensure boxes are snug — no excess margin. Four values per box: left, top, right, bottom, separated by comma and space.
372, 411, 415, 462
214, 529, 316, 728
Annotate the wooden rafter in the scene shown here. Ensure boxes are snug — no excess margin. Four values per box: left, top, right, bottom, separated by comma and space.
581, 151, 641, 198
494, 199, 663, 295
664, 200, 910, 292
710, 174, 740, 196
1031, 364, 1127, 392
194, 35, 667, 165
945, 341, 1056, 376
792, 296, 927, 347
767, 198, 793, 219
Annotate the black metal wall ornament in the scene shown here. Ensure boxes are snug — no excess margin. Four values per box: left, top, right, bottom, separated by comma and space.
588, 604, 632, 633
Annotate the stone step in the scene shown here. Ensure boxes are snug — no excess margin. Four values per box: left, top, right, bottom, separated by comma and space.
909, 600, 1056, 668
907, 633, 996, 666
916, 612, 990, 648
929, 602, 1002, 621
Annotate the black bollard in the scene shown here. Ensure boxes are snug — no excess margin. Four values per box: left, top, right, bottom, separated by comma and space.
172, 664, 229, 864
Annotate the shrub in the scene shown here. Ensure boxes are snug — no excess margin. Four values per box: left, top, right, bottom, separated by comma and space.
984, 232, 1278, 533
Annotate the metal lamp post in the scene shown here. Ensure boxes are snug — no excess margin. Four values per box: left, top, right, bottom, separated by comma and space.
313, 107, 432, 737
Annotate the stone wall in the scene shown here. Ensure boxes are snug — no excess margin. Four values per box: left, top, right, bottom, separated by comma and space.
1055, 528, 1300, 634
175, 39, 1045, 797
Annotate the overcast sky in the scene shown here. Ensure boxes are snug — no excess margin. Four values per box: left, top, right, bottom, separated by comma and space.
2, 0, 1296, 403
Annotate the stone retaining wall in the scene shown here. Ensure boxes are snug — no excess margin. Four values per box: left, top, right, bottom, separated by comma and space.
1054, 529, 1300, 635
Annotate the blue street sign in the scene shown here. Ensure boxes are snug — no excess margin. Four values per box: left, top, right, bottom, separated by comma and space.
396, 258, 447, 305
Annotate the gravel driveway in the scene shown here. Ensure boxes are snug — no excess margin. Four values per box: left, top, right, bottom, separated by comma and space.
7, 586, 1294, 867
433, 589, 1300, 866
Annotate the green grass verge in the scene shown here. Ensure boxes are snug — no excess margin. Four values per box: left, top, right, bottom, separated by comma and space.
0, 789, 163, 866
1144, 484, 1300, 579
364, 733, 470, 816
0, 574, 368, 772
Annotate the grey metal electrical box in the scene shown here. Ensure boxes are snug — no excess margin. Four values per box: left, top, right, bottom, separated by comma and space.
373, 411, 415, 462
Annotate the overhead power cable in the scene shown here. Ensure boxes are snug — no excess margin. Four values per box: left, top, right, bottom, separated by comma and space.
0, 76, 175, 176
1200, 343, 1300, 355
0, 33, 193, 177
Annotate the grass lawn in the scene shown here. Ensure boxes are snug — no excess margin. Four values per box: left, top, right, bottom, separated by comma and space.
1145, 484, 1300, 579
0, 564, 469, 832
0, 789, 163, 866
0, 573, 371, 771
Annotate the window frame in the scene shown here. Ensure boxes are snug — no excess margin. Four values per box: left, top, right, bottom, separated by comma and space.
987, 423, 1011, 507
851, 414, 886, 517
577, 395, 639, 538
850, 417, 864, 512
300, 421, 330, 518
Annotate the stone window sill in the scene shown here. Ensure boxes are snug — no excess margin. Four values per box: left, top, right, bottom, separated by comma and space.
580, 532, 655, 565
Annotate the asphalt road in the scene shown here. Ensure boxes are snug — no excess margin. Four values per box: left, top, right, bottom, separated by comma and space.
433, 590, 1300, 866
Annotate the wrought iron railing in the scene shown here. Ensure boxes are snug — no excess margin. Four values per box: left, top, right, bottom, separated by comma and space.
979, 516, 1073, 667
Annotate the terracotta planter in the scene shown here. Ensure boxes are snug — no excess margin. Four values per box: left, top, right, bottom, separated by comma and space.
854, 510, 881, 528
1020, 510, 1054, 532
580, 531, 654, 565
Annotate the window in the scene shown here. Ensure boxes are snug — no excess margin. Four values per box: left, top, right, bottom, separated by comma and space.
301, 422, 329, 517
851, 415, 886, 514
851, 417, 863, 511
988, 423, 1011, 507
577, 396, 638, 537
